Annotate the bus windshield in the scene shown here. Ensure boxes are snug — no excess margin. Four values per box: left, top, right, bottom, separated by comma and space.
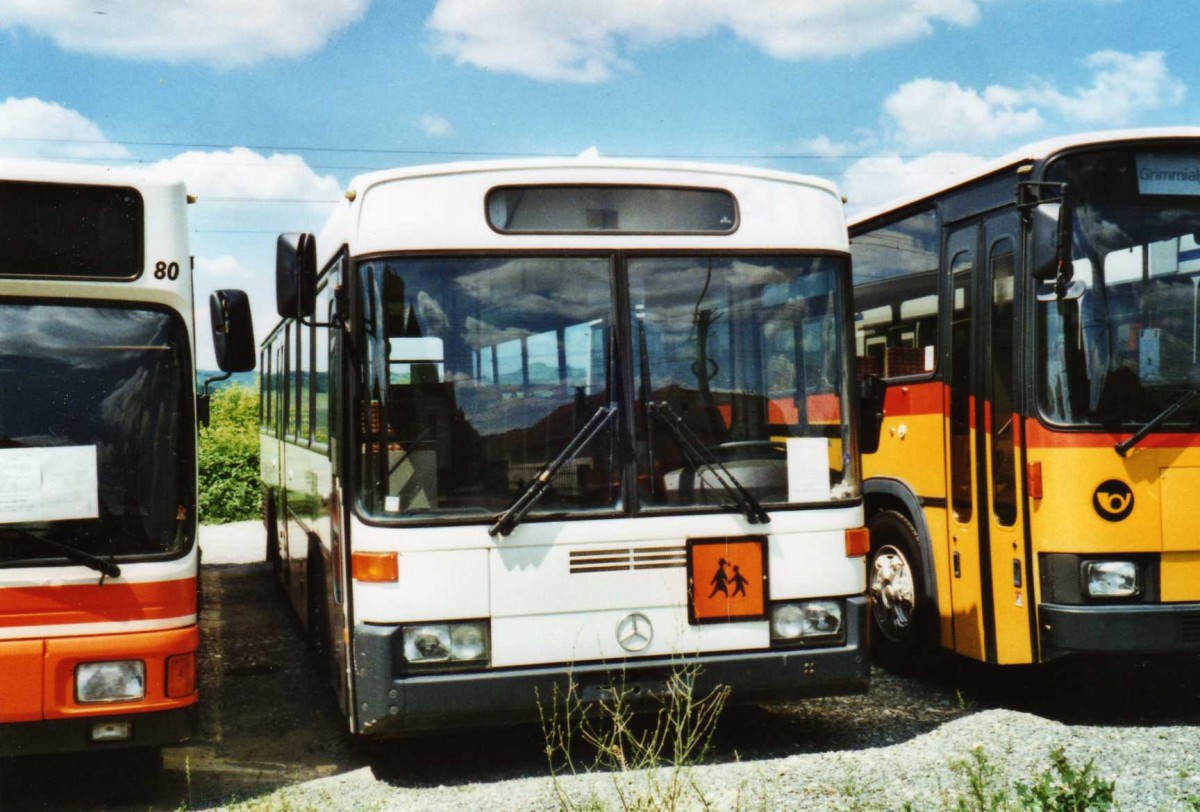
1039, 146, 1200, 427
357, 253, 856, 522
0, 303, 194, 563
630, 256, 856, 508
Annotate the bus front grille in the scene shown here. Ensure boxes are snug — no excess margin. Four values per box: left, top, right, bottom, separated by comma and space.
570, 546, 687, 574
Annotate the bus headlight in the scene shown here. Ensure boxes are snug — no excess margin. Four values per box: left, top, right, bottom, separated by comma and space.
1084, 561, 1139, 598
75, 660, 146, 704
770, 600, 844, 645
402, 622, 490, 665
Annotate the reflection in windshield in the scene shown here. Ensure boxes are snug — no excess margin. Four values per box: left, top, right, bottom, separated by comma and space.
359, 257, 620, 520
630, 256, 856, 508
1039, 147, 1200, 427
357, 254, 857, 523
0, 304, 193, 563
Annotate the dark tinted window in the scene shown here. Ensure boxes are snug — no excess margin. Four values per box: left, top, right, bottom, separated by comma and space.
0, 304, 193, 563
0, 181, 143, 278
487, 186, 737, 234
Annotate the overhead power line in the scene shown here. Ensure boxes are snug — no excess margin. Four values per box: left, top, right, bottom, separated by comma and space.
0, 134, 958, 162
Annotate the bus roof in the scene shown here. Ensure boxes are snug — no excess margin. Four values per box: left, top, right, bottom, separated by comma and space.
316, 157, 848, 265
0, 158, 185, 195
342, 156, 842, 198
848, 127, 1200, 228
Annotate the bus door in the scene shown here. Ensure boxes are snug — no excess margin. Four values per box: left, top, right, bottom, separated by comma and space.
944, 224, 987, 659
944, 214, 1033, 664
322, 262, 353, 717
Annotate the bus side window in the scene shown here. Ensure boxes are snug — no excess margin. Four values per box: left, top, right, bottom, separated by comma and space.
850, 209, 940, 381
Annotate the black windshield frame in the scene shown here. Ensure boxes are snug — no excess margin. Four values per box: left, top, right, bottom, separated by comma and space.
350, 250, 859, 528
0, 298, 196, 567
1036, 144, 1200, 430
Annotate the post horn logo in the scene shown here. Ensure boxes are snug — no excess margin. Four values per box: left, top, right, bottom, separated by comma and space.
1093, 480, 1134, 522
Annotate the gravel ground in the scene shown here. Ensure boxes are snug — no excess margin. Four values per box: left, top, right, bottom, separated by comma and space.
2, 521, 1199, 811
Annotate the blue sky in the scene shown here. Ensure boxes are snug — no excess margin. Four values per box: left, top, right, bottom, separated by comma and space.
1, 0, 1195, 366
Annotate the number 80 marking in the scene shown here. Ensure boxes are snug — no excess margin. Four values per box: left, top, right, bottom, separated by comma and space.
154, 261, 181, 281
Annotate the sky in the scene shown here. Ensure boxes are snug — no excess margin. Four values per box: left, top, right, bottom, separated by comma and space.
1, 0, 1196, 368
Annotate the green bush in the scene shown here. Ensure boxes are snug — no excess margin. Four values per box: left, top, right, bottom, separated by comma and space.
199, 384, 261, 524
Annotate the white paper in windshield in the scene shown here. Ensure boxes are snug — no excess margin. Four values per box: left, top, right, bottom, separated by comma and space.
1136, 153, 1200, 196
787, 437, 831, 503
0, 446, 99, 525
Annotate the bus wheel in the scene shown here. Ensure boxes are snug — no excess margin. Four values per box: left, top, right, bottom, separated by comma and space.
265, 494, 283, 581
867, 510, 930, 671
306, 535, 327, 660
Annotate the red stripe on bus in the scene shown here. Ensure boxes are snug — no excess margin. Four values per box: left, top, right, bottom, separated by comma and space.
882, 381, 944, 417
0, 578, 196, 628
1025, 419, 1200, 449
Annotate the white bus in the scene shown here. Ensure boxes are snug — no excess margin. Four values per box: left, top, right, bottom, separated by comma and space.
262, 158, 868, 736
0, 161, 253, 762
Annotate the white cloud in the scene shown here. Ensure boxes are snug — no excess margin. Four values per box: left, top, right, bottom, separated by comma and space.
145, 147, 342, 209
0, 0, 368, 68
418, 114, 454, 138
883, 50, 1185, 149
1031, 50, 1186, 125
427, 0, 982, 82
884, 79, 1043, 148
793, 135, 856, 160
841, 152, 986, 214
0, 96, 129, 160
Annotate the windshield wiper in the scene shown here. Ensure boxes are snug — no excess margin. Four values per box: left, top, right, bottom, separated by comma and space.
3, 528, 121, 580
648, 400, 770, 524
1115, 389, 1199, 457
489, 404, 617, 537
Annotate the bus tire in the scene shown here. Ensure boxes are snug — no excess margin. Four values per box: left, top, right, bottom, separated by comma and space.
306, 535, 327, 660
265, 494, 283, 582
867, 510, 932, 672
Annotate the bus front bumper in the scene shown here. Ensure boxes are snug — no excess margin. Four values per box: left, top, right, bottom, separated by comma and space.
353, 595, 869, 736
1040, 602, 1200, 660
0, 705, 197, 758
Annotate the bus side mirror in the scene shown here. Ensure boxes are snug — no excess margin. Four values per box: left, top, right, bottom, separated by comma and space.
210, 289, 256, 373
1029, 202, 1066, 281
276, 232, 317, 319
858, 372, 885, 455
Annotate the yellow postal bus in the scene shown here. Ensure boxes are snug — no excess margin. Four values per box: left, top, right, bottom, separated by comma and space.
850, 129, 1200, 666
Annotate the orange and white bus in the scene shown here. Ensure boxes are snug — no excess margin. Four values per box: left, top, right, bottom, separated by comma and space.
263, 158, 868, 736
850, 128, 1200, 666
0, 161, 253, 762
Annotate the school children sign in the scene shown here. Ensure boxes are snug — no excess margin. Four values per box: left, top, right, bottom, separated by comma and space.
687, 536, 767, 624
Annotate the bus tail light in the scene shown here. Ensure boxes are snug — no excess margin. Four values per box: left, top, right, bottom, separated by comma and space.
352, 551, 399, 583
1028, 462, 1043, 499
845, 527, 870, 557
166, 652, 196, 698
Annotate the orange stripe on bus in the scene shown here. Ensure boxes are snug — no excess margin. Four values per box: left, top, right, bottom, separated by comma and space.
1025, 419, 1200, 449
881, 381, 944, 418
0, 578, 196, 628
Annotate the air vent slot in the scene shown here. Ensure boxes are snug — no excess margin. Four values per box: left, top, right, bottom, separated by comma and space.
1181, 613, 1200, 645
570, 545, 686, 574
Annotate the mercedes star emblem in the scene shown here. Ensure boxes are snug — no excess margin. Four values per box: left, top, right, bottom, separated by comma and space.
616, 612, 652, 653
